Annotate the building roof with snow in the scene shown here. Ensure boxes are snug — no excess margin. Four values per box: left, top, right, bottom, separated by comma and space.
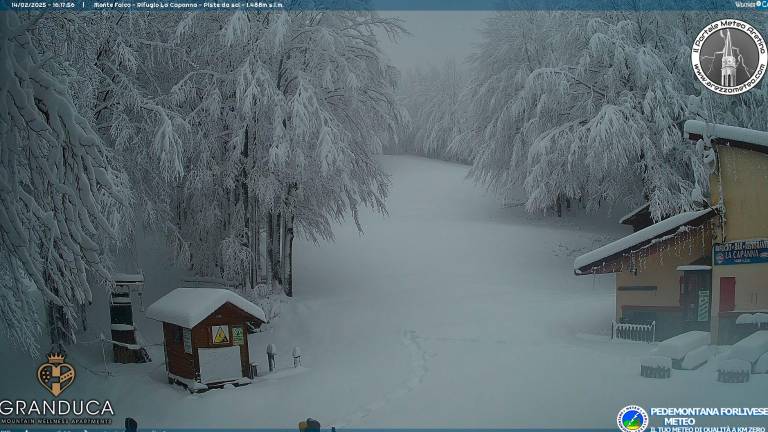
684, 120, 768, 154
574, 207, 717, 275
146, 287, 267, 328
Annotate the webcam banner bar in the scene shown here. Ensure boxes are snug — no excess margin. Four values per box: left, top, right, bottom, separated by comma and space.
2, 0, 768, 11
2, 427, 616, 432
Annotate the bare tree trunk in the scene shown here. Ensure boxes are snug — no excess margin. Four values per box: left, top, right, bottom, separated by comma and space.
284, 214, 295, 297
556, 194, 563, 218
272, 212, 282, 287
254, 197, 261, 285
280, 214, 287, 281
241, 126, 250, 289
266, 210, 274, 291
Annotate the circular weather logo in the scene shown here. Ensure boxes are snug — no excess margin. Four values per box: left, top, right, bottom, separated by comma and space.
617, 405, 649, 432
691, 19, 767, 95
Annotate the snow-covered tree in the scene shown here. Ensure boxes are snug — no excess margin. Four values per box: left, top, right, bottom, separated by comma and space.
168, 9, 406, 296
395, 59, 467, 162
1, 11, 129, 354
459, 11, 767, 220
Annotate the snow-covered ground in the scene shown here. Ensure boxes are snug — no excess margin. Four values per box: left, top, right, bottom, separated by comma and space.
1, 156, 766, 428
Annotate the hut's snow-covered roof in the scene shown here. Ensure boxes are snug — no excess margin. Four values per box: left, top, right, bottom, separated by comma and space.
574, 207, 716, 274
684, 120, 768, 152
146, 288, 266, 328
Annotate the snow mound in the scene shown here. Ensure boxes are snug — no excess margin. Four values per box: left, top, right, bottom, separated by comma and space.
146, 287, 267, 328
641, 355, 671, 369
681, 345, 713, 370
755, 353, 768, 374
718, 358, 751, 374
653, 331, 710, 360
736, 314, 755, 325
727, 331, 768, 363
735, 313, 768, 325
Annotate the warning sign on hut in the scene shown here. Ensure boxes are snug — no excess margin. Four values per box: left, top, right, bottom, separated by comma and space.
212, 325, 230, 344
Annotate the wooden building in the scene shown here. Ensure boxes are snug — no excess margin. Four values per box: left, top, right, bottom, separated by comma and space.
574, 121, 768, 344
146, 287, 266, 391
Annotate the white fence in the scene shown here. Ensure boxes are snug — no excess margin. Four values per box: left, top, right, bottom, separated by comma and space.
612, 321, 655, 343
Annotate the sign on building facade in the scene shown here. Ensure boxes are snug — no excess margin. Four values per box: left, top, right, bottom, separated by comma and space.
713, 239, 768, 265
232, 326, 244, 345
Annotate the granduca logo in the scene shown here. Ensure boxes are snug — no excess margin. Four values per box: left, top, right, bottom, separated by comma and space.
37, 352, 76, 397
691, 19, 767, 95
0, 351, 114, 425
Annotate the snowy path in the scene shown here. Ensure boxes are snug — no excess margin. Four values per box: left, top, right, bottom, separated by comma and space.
2, 156, 765, 428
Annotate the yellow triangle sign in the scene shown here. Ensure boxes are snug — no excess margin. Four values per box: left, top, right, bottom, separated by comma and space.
214, 327, 229, 344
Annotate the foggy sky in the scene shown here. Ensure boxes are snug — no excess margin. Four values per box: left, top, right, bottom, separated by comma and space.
377, 11, 492, 72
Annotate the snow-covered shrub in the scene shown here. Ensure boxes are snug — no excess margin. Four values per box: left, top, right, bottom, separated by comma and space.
641, 355, 672, 369
241, 283, 285, 327
718, 358, 751, 373
640, 355, 671, 378
717, 359, 751, 383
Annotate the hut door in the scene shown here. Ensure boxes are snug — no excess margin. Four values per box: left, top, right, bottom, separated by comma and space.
719, 277, 736, 312
198, 346, 242, 384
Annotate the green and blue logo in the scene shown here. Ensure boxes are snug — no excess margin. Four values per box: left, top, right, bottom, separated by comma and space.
617, 405, 649, 432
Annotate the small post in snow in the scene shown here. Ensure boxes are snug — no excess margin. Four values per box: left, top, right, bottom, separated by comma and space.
292, 346, 301, 367
267, 343, 276, 372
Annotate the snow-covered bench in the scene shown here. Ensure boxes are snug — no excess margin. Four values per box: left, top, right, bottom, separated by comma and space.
726, 330, 768, 366
652, 331, 710, 369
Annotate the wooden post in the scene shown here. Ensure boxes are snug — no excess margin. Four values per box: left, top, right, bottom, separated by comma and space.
267, 343, 276, 372
292, 346, 301, 367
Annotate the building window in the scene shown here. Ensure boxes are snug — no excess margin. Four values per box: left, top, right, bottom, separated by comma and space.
618, 286, 657, 292
172, 325, 183, 344
183, 328, 192, 353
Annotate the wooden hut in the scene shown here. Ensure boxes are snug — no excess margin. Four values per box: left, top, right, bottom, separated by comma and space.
146, 288, 266, 391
